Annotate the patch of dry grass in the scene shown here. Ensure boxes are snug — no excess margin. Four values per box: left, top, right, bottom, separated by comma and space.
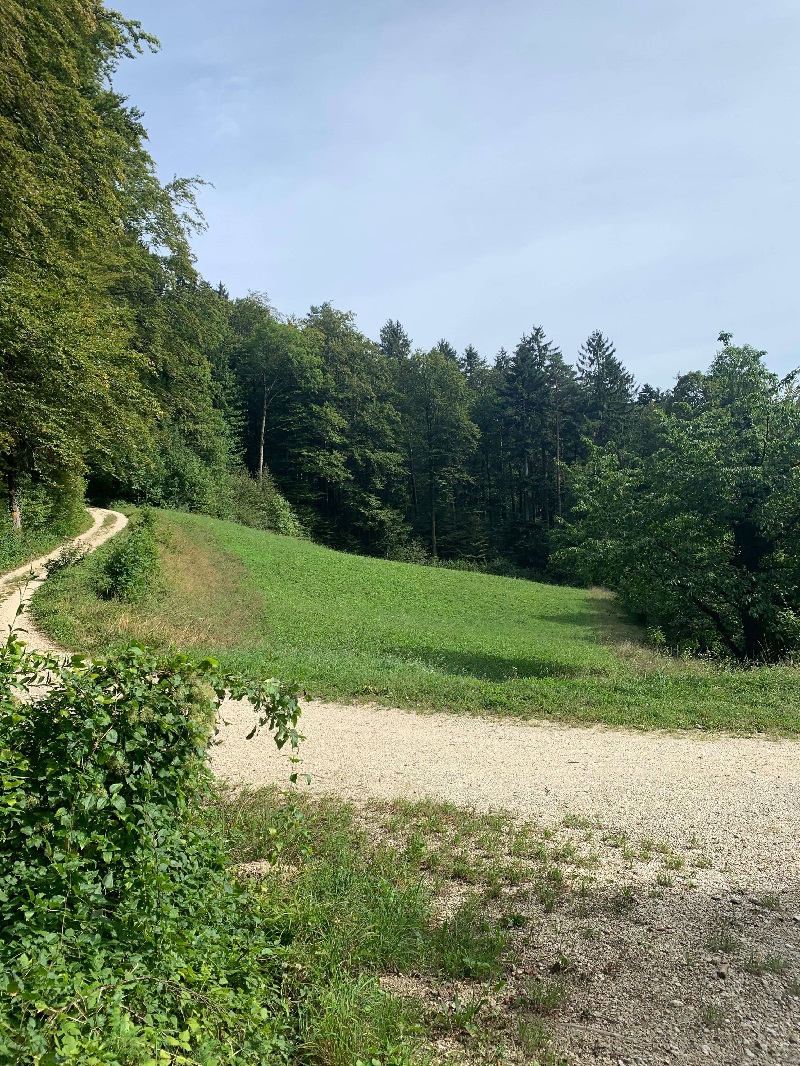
31, 517, 264, 654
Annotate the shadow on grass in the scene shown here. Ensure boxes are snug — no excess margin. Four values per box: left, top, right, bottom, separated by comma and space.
537, 609, 604, 631
382, 644, 603, 682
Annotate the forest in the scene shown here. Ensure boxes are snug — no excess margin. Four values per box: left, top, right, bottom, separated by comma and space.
2, 0, 799, 663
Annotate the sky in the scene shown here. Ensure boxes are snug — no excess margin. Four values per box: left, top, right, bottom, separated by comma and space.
113, 0, 800, 387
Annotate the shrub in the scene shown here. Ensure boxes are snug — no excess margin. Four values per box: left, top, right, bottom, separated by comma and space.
95, 508, 160, 602
0, 637, 302, 1064
226, 469, 306, 538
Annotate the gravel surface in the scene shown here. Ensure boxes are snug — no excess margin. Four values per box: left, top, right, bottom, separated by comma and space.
214, 697, 800, 1065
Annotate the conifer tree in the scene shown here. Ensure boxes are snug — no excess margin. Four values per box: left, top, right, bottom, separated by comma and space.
379, 319, 412, 362
576, 330, 636, 446
459, 344, 488, 387
432, 339, 458, 362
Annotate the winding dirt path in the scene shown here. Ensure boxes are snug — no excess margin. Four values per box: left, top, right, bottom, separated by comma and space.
0, 507, 128, 648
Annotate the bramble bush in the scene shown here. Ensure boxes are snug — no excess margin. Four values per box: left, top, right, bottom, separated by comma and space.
0, 637, 302, 1064
95, 508, 160, 603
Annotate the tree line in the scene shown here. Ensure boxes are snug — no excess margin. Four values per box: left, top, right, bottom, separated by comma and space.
2, 1, 799, 662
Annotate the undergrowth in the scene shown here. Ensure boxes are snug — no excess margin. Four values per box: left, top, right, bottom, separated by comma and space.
0, 638, 302, 1064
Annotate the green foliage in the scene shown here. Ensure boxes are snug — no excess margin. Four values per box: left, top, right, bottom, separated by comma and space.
576, 330, 636, 446
0, 637, 302, 1063
226, 470, 305, 538
562, 340, 800, 661
429, 897, 507, 978
95, 510, 160, 603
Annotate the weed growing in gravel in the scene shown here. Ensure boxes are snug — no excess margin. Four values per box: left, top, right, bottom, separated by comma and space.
707, 923, 741, 955
562, 814, 594, 830
754, 892, 782, 911
609, 885, 638, 912
516, 1019, 570, 1064
433, 988, 490, 1035
519, 976, 567, 1014
741, 951, 789, 975
698, 1003, 725, 1028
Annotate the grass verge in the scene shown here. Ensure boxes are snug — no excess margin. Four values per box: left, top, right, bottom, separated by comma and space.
0, 508, 93, 581
32, 509, 800, 733
205, 787, 798, 1066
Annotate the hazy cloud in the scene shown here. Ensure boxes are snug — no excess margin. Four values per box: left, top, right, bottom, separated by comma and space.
116, 0, 800, 385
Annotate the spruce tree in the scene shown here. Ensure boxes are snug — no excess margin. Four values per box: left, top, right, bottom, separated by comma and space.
459, 344, 487, 387
576, 331, 636, 446
379, 319, 412, 362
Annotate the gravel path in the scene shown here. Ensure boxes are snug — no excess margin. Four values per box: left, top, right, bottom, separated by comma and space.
213, 697, 800, 875
0, 507, 128, 647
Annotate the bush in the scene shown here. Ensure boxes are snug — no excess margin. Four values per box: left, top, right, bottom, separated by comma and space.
226, 469, 305, 538
95, 509, 160, 602
0, 638, 302, 1064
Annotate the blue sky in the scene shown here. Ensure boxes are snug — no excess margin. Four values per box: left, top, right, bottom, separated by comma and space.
114, 0, 799, 387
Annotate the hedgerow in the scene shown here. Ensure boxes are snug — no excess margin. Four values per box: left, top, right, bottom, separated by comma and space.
0, 637, 301, 1064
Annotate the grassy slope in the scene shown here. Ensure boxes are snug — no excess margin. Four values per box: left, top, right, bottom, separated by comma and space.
33, 510, 800, 733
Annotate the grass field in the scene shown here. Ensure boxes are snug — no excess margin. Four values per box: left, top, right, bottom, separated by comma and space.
32, 509, 800, 733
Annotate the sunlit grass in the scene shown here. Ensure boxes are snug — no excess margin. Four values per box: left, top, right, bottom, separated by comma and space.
32, 509, 800, 733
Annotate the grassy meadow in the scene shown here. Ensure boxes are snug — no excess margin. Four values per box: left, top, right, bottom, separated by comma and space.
32, 509, 800, 733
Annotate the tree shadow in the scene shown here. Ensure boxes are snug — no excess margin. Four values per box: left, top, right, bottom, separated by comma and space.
537, 609, 602, 631
383, 644, 595, 681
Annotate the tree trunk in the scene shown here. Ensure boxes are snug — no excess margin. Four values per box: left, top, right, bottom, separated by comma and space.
428, 459, 437, 558
7, 465, 21, 532
257, 378, 268, 484
409, 446, 419, 517
555, 408, 563, 518
430, 490, 437, 558
740, 611, 766, 661
523, 453, 530, 523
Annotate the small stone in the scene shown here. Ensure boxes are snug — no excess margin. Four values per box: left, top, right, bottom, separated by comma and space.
731, 897, 742, 905
701, 1046, 711, 1056
671, 999, 684, 1007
